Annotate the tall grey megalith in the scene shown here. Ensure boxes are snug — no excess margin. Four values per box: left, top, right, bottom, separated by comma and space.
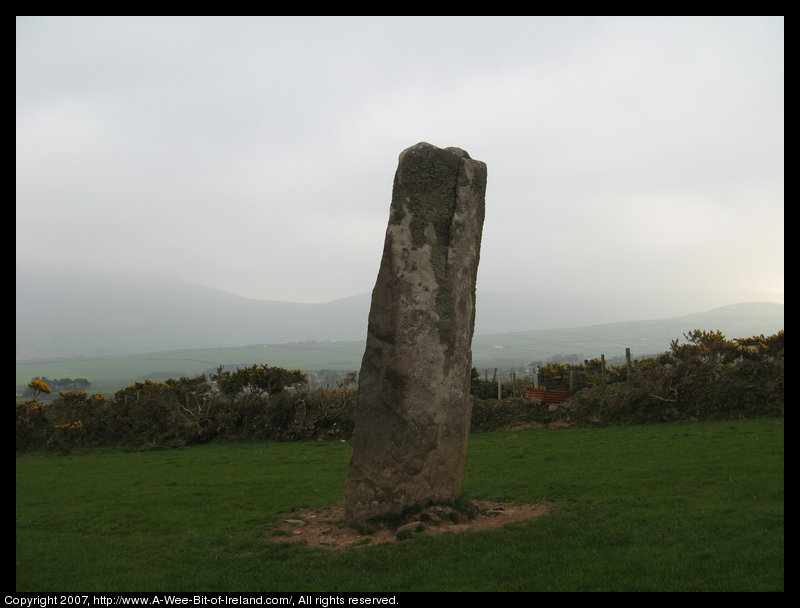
344, 142, 487, 525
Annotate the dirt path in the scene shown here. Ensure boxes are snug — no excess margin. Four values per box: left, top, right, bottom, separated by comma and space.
266, 500, 555, 550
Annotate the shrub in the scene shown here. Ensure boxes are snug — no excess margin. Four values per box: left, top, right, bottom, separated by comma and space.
16, 400, 48, 450
566, 384, 671, 425
15, 333, 783, 451
564, 330, 784, 425
471, 397, 562, 431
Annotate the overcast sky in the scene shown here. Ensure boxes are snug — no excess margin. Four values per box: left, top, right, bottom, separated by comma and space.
16, 16, 784, 304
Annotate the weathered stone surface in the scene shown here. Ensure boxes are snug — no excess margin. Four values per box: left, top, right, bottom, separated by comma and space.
344, 142, 487, 526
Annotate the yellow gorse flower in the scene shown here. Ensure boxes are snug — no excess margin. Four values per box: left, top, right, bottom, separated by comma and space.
54, 420, 84, 430
27, 379, 51, 395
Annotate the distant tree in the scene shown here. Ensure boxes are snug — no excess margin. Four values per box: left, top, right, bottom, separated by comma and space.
53, 377, 91, 390
29, 377, 91, 392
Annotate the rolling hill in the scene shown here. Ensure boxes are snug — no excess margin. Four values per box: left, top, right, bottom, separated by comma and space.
16, 301, 784, 393
471, 301, 784, 369
16, 266, 783, 360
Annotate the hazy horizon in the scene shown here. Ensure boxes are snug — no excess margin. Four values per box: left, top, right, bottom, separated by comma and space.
15, 259, 784, 306
17, 17, 783, 304
16, 263, 784, 360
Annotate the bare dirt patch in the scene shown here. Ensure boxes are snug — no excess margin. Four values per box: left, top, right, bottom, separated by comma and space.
266, 500, 555, 550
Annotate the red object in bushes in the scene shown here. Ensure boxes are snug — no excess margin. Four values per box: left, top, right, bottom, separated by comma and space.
524, 389, 574, 404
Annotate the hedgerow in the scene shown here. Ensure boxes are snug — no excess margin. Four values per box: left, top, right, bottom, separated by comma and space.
16, 331, 783, 450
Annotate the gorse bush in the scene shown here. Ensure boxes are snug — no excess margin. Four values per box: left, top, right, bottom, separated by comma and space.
567, 330, 784, 425
16, 330, 784, 450
537, 358, 628, 390
16, 364, 354, 452
465, 329, 783, 431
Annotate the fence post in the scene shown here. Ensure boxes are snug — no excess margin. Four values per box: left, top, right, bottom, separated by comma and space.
569, 369, 576, 391
601, 354, 606, 384
625, 347, 632, 381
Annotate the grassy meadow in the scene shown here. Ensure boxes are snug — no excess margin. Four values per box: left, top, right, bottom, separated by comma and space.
16, 418, 784, 592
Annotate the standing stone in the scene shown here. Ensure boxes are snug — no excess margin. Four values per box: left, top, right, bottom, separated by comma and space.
344, 142, 487, 526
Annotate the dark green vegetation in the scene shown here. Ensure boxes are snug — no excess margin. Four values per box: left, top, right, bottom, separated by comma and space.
16, 327, 784, 590
17, 330, 783, 452
16, 418, 783, 591
17, 365, 355, 452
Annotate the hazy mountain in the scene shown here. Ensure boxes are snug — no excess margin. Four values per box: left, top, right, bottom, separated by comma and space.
16, 268, 370, 359
473, 289, 783, 334
16, 267, 784, 360
16, 300, 785, 392
472, 301, 785, 369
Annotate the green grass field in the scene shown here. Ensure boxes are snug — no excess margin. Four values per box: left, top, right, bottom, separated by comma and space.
16, 418, 784, 592
15, 305, 784, 395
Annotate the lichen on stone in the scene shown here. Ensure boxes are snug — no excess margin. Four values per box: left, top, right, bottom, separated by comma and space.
344, 142, 487, 526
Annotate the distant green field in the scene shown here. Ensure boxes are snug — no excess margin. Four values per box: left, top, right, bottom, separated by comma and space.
16, 418, 784, 591
17, 302, 783, 394
9, 333, 697, 395
16, 341, 367, 393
